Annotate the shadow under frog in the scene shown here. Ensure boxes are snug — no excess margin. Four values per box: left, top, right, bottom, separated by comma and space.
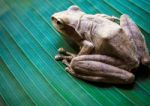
51, 5, 150, 85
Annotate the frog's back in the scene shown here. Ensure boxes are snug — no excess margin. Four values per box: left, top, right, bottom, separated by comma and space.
77, 14, 122, 43
90, 15, 138, 66
90, 15, 124, 54
92, 15, 122, 39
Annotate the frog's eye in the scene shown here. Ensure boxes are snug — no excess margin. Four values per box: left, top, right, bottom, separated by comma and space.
56, 19, 62, 25
56, 19, 64, 29
68, 5, 80, 11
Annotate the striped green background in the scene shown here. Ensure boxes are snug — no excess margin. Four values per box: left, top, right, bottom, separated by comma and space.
0, 0, 150, 106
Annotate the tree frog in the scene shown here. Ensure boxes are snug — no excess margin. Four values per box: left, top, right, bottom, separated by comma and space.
51, 5, 150, 84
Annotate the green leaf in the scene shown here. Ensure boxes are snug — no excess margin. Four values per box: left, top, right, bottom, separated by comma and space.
0, 0, 150, 105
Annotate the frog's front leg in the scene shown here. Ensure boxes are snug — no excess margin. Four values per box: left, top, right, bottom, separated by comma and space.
66, 55, 135, 84
55, 40, 94, 61
55, 40, 94, 66
78, 40, 94, 55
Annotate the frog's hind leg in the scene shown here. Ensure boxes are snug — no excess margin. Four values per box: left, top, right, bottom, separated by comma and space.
65, 67, 130, 84
120, 14, 150, 65
66, 55, 135, 84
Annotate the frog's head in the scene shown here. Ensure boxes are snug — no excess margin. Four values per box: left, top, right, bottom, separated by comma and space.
51, 5, 85, 45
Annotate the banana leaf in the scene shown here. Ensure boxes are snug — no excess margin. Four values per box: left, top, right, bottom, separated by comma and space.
0, 0, 150, 105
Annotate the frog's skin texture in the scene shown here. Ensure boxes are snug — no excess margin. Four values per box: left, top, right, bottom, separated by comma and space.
51, 5, 150, 84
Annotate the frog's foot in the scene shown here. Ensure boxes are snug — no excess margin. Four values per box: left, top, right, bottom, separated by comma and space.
62, 59, 70, 67
58, 48, 76, 57
55, 48, 77, 66
65, 67, 76, 75
55, 54, 71, 67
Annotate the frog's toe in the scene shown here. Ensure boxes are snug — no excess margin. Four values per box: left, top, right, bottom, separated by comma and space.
58, 48, 76, 57
55, 54, 73, 61
55, 54, 64, 61
65, 67, 76, 75
58, 48, 66, 54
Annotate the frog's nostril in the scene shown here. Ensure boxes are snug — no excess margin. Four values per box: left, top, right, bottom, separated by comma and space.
51, 16, 55, 21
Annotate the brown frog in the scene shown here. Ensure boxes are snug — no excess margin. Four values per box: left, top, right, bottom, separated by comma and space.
51, 5, 150, 84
